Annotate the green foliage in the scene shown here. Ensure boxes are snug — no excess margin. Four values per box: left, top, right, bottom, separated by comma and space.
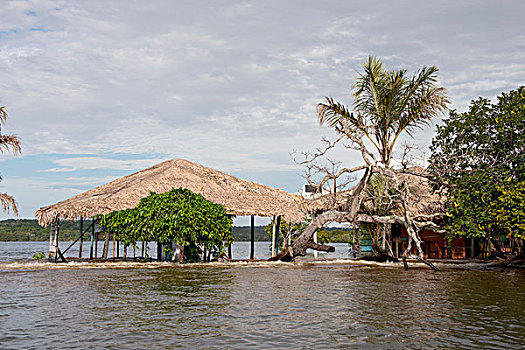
32, 251, 46, 260
429, 86, 525, 239
318, 56, 448, 166
230, 226, 268, 241
263, 217, 310, 251
0, 219, 82, 241
98, 188, 233, 262
263, 217, 351, 251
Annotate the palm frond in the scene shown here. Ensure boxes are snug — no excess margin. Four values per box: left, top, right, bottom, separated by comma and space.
0, 135, 22, 155
317, 97, 357, 128
0, 106, 7, 125
0, 192, 19, 216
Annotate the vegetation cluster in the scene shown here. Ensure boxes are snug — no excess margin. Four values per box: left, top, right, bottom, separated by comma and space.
97, 187, 233, 262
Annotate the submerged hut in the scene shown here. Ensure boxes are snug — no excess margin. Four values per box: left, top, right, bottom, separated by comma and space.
36, 159, 305, 261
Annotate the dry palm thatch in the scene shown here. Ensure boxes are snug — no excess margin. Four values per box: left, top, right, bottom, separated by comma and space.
36, 159, 306, 226
0, 192, 19, 216
307, 167, 444, 221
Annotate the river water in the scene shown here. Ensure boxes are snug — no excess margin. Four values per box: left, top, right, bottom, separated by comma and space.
0, 242, 524, 349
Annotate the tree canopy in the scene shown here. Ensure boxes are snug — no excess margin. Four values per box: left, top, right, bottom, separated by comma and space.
98, 187, 234, 262
429, 86, 525, 240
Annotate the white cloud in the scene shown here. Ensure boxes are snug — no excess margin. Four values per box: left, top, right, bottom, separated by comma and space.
0, 0, 523, 218
48, 157, 166, 172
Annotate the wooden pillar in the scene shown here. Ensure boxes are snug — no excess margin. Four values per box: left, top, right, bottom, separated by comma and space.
94, 230, 98, 258
123, 245, 127, 261
117, 240, 120, 258
358, 229, 362, 258
228, 225, 233, 259
271, 216, 276, 258
78, 216, 83, 258
102, 231, 110, 259
313, 231, 318, 258
113, 233, 116, 261
89, 219, 95, 259
275, 215, 281, 257
49, 220, 58, 260
352, 227, 356, 258
470, 237, 475, 258
250, 215, 255, 259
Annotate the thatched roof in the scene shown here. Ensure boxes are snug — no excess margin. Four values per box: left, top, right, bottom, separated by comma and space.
307, 167, 444, 220
36, 159, 305, 226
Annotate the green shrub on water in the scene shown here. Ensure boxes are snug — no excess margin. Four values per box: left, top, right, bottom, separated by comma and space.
32, 251, 46, 260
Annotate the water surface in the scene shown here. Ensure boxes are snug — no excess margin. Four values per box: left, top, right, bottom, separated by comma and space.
0, 242, 523, 349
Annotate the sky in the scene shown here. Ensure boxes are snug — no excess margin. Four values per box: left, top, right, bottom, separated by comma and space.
0, 0, 524, 222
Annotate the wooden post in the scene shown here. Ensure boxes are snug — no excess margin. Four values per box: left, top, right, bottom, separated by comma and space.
116, 240, 120, 258
313, 231, 318, 258
156, 237, 162, 261
271, 216, 276, 258
275, 215, 281, 257
123, 245, 127, 260
113, 233, 116, 261
49, 220, 58, 260
94, 229, 98, 259
78, 216, 83, 258
352, 227, 356, 258
102, 231, 110, 259
358, 229, 362, 258
89, 219, 94, 259
250, 215, 255, 259
228, 225, 233, 259
470, 237, 475, 258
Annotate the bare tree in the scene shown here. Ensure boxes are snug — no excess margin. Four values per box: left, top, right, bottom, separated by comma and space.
277, 57, 448, 261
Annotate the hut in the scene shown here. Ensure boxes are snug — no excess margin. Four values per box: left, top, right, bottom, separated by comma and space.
306, 168, 471, 260
36, 158, 305, 261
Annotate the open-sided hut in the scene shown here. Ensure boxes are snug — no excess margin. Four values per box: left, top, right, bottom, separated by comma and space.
36, 159, 305, 260
306, 168, 471, 259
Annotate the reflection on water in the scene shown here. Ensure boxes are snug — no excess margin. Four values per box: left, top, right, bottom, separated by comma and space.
0, 243, 524, 349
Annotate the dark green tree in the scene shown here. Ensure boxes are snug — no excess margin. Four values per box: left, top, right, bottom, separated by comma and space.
99, 188, 233, 262
429, 86, 525, 244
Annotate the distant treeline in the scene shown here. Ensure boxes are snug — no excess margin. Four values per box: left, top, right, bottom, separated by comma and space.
0, 219, 353, 243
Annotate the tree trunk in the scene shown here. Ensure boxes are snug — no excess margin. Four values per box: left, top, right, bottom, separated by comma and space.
179, 246, 184, 264
271, 210, 345, 261
102, 233, 110, 259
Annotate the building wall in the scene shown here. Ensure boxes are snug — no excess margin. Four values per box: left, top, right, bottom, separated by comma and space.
398, 226, 467, 259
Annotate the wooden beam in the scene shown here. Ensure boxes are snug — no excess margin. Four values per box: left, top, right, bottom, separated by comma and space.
250, 215, 255, 259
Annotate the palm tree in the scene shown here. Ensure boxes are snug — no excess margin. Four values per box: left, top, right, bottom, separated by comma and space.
0, 106, 21, 215
318, 56, 448, 167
